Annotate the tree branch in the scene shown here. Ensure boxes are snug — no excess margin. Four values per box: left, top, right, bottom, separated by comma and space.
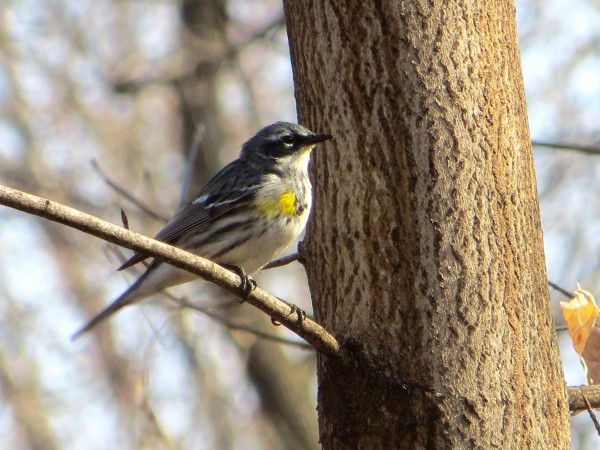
568, 385, 600, 412
263, 252, 299, 270
0, 185, 339, 356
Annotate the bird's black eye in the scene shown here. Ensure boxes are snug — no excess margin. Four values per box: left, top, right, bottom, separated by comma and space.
280, 135, 295, 146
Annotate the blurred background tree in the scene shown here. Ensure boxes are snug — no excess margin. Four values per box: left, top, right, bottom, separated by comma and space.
0, 0, 599, 449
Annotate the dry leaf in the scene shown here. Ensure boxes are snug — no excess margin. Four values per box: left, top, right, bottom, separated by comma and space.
561, 288, 600, 384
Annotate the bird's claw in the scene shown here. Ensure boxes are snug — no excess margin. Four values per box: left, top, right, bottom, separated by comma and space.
289, 304, 306, 325
271, 303, 306, 327
225, 265, 256, 301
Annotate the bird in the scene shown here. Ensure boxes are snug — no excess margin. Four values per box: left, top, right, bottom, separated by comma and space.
72, 121, 332, 339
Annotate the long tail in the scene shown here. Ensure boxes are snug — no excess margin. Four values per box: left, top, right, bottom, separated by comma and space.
72, 260, 196, 340
71, 287, 139, 341
71, 270, 152, 341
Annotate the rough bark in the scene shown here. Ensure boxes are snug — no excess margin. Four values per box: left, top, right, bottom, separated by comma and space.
284, 1, 570, 449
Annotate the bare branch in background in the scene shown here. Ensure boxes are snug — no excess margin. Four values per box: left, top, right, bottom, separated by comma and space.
171, 294, 313, 350
582, 394, 600, 436
178, 124, 205, 209
532, 141, 600, 156
549, 280, 574, 298
92, 160, 169, 222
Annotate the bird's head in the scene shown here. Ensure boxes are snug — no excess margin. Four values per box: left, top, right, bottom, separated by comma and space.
240, 122, 332, 166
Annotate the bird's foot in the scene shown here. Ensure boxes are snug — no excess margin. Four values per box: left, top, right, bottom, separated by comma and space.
288, 304, 306, 325
271, 300, 306, 326
224, 265, 256, 301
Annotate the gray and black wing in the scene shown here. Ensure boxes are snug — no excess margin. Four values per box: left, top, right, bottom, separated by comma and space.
118, 159, 261, 271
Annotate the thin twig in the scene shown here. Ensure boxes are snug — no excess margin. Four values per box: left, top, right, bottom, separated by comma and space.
91, 159, 169, 222
166, 293, 313, 350
532, 140, 600, 156
0, 185, 339, 356
583, 395, 600, 436
549, 281, 573, 333
179, 125, 205, 209
120, 208, 129, 229
548, 280, 574, 298
112, 17, 285, 94
262, 253, 299, 270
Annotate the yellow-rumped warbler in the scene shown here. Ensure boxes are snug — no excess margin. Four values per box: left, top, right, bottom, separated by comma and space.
73, 122, 332, 338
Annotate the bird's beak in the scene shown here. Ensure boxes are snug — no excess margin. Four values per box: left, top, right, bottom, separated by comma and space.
303, 133, 333, 145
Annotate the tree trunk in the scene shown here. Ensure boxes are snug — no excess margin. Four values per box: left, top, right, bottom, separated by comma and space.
284, 1, 570, 448
178, 0, 228, 198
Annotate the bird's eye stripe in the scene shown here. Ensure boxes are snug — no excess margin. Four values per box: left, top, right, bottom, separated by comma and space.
280, 135, 294, 145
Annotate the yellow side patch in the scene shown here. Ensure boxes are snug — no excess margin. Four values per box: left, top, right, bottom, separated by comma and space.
278, 191, 297, 216
257, 190, 297, 219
